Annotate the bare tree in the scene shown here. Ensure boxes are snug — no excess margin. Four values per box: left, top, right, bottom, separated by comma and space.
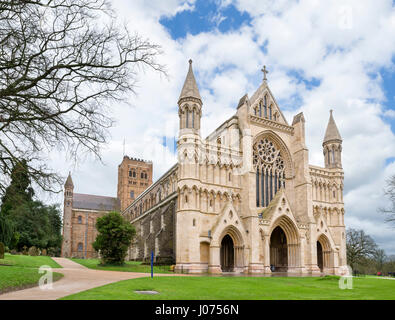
0, 0, 165, 196
346, 228, 378, 269
379, 175, 395, 226
373, 249, 387, 271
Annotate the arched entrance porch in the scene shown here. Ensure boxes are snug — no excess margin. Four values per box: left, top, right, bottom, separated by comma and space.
317, 234, 333, 273
317, 241, 323, 271
269, 216, 300, 273
270, 226, 288, 271
219, 226, 245, 273
220, 235, 234, 272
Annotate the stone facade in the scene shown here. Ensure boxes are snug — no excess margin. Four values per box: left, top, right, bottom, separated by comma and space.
118, 156, 153, 212
123, 165, 178, 263
61, 157, 152, 259
122, 60, 347, 275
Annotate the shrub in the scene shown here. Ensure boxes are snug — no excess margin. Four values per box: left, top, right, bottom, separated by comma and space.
47, 247, 61, 257
0, 242, 5, 259
93, 211, 136, 265
5, 246, 10, 253
10, 249, 18, 255
47, 247, 55, 257
28, 246, 39, 256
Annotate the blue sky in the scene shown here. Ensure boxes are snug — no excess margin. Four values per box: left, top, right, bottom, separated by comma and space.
380, 59, 395, 132
160, 1, 251, 39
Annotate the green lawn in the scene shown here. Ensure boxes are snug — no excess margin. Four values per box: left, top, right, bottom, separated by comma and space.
0, 253, 63, 294
0, 253, 62, 268
61, 275, 395, 300
71, 258, 173, 274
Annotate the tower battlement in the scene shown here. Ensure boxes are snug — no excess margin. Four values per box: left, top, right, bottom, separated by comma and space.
117, 155, 153, 212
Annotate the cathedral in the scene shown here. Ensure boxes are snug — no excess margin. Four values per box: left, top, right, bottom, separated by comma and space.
61, 157, 153, 258
62, 60, 347, 275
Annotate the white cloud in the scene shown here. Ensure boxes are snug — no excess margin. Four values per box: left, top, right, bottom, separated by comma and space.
384, 109, 395, 118
232, 0, 395, 253
38, 0, 395, 254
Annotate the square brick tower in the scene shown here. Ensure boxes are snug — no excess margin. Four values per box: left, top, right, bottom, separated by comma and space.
117, 156, 153, 212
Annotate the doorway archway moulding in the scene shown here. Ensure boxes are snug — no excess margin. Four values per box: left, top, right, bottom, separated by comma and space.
209, 200, 248, 248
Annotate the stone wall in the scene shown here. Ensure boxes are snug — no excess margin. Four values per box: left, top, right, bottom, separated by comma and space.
70, 210, 106, 259
129, 198, 177, 264
117, 156, 153, 212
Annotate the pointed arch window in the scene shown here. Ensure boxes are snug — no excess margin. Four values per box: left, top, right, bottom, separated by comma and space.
186, 109, 189, 128
327, 149, 330, 165
253, 138, 285, 207
192, 109, 195, 128
331, 149, 335, 164
259, 101, 262, 117
269, 104, 272, 120
264, 95, 268, 118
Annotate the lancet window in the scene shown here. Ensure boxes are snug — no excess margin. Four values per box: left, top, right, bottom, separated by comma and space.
264, 95, 268, 118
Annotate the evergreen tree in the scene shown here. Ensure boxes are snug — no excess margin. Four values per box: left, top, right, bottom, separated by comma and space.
0, 214, 14, 247
93, 211, 136, 265
0, 160, 62, 250
9, 200, 62, 250
1, 160, 33, 216
0, 160, 32, 247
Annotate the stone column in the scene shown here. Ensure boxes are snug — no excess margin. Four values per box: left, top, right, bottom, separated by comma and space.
263, 235, 272, 273
208, 245, 221, 274
299, 234, 308, 274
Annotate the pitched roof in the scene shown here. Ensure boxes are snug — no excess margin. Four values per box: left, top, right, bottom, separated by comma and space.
323, 110, 342, 143
178, 59, 202, 104
249, 81, 290, 126
261, 188, 284, 220
65, 172, 74, 188
72, 193, 119, 211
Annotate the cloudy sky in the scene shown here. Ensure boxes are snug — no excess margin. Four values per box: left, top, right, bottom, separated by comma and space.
45, 0, 395, 254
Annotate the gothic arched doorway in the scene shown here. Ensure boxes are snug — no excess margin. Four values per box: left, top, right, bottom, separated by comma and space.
220, 234, 234, 272
270, 226, 288, 272
317, 241, 323, 272
317, 234, 333, 273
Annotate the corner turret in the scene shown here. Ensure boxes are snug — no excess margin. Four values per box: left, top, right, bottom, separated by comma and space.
323, 110, 342, 169
178, 59, 202, 137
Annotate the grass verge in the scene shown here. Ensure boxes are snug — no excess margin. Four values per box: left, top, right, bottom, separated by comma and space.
61, 275, 395, 300
0, 253, 63, 294
71, 258, 172, 274
0, 253, 62, 268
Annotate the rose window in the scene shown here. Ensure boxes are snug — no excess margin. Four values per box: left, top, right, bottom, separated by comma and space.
253, 138, 286, 207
